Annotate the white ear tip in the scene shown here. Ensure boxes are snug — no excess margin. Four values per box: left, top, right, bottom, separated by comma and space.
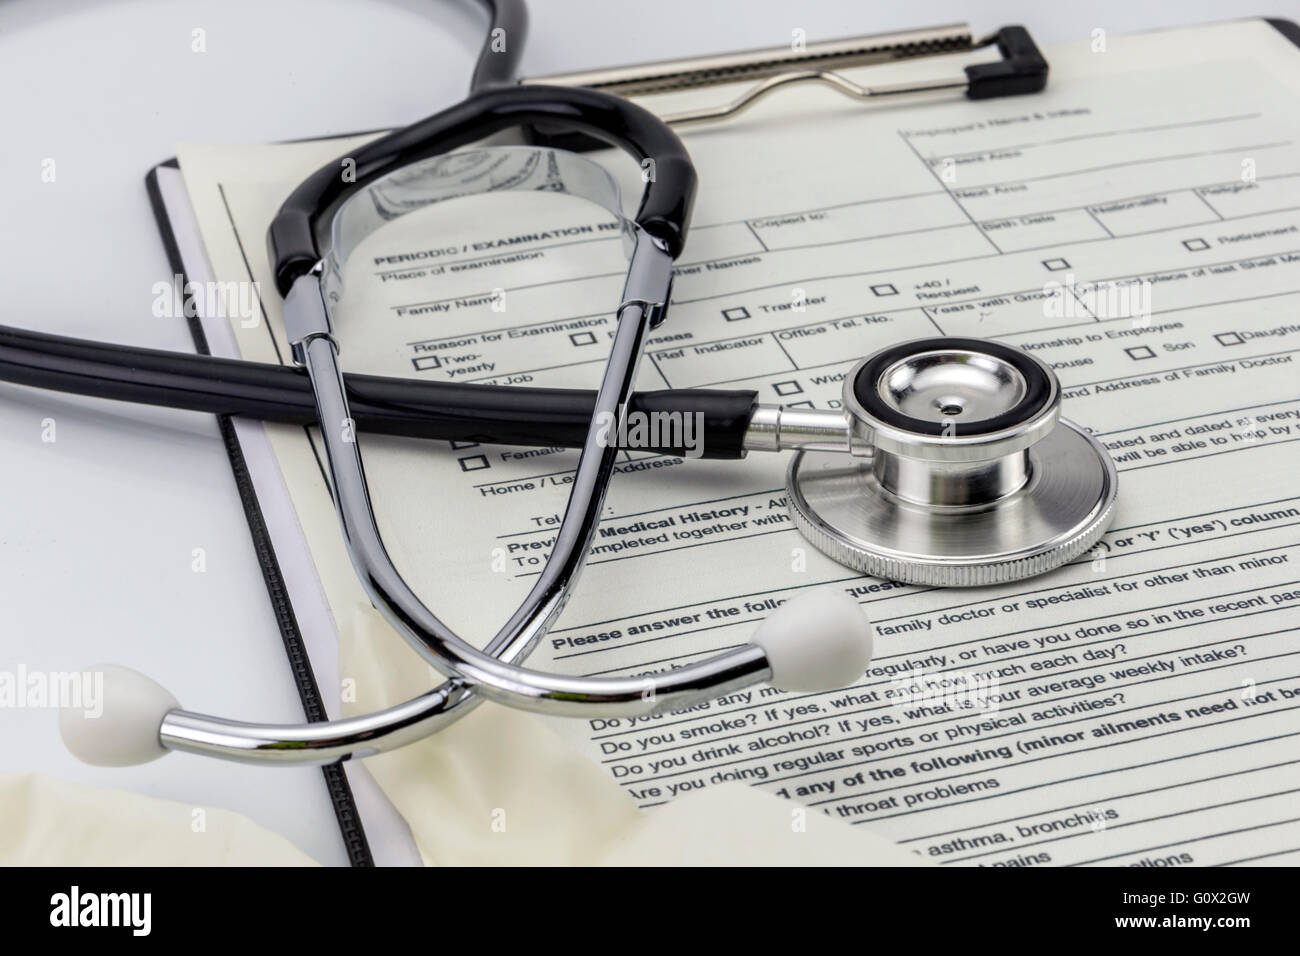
750, 588, 873, 692
58, 665, 179, 767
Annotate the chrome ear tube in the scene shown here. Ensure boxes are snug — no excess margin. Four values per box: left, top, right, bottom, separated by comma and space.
745, 337, 1118, 586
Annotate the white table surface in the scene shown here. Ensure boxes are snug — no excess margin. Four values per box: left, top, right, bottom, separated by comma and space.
0, 0, 1291, 866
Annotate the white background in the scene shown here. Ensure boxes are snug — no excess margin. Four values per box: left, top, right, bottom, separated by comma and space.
0, 0, 1294, 865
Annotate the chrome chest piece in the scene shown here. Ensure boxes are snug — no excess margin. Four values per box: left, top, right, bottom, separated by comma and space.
751, 337, 1118, 587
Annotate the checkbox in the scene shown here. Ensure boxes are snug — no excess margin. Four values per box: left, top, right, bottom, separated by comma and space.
1215, 331, 1244, 346
1183, 238, 1209, 251
722, 306, 750, 321
871, 283, 898, 297
412, 355, 441, 371
458, 454, 490, 472
570, 331, 597, 346
450, 440, 479, 450
1125, 345, 1156, 361
786, 400, 815, 409
1042, 258, 1070, 271
774, 380, 803, 397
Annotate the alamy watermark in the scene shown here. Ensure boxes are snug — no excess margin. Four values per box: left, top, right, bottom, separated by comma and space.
0, 665, 102, 717
50, 886, 150, 936
888, 665, 1000, 714
1043, 272, 1153, 326
594, 404, 705, 458
152, 274, 260, 328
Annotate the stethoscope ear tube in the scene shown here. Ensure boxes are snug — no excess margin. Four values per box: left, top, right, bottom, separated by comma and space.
251, 75, 833, 731
282, 263, 804, 720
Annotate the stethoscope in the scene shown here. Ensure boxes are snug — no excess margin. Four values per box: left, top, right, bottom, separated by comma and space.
3, 0, 1117, 768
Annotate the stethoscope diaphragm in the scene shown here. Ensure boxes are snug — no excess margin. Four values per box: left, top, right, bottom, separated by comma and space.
785, 338, 1118, 587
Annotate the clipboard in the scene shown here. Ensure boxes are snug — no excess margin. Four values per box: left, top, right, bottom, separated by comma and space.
142, 16, 1300, 867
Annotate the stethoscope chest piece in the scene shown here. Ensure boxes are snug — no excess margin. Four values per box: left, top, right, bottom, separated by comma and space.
787, 338, 1118, 586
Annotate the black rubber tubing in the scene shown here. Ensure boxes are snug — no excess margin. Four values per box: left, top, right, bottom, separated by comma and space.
0, 323, 757, 459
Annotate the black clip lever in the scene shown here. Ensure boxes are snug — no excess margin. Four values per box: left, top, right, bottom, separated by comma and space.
966, 26, 1049, 99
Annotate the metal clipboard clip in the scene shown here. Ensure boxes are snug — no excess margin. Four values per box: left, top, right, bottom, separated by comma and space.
523, 23, 1047, 142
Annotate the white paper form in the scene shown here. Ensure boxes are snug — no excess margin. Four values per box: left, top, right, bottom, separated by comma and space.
178, 20, 1300, 866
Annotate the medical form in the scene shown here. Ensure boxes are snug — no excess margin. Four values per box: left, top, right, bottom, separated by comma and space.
175, 19, 1300, 866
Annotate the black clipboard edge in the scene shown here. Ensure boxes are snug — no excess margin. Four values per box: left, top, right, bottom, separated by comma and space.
144, 159, 374, 869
